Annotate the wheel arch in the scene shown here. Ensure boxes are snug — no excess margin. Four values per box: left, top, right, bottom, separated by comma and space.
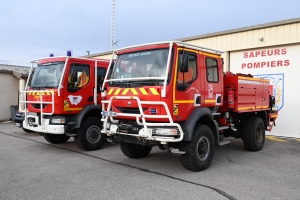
73, 105, 102, 129
256, 111, 268, 130
179, 107, 217, 143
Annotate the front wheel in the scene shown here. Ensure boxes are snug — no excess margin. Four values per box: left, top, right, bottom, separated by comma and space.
120, 141, 152, 159
44, 134, 70, 144
241, 116, 265, 151
180, 124, 215, 172
74, 117, 106, 151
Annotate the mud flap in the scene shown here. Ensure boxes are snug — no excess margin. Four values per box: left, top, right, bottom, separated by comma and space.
267, 110, 278, 132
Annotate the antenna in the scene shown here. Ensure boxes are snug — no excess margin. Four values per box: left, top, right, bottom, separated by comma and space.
111, 0, 118, 50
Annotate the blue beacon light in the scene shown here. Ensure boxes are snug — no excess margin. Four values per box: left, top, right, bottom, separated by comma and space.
67, 50, 72, 57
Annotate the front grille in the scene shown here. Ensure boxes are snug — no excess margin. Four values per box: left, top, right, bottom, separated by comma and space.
116, 107, 147, 114
31, 104, 48, 109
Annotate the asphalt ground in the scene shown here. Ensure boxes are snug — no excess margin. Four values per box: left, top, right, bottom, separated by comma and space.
1, 122, 300, 200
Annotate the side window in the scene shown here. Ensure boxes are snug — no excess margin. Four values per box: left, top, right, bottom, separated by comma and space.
206, 57, 219, 82
177, 52, 197, 90
97, 67, 106, 93
68, 63, 90, 92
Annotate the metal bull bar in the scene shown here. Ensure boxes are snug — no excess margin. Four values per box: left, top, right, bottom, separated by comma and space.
19, 90, 55, 130
101, 96, 184, 142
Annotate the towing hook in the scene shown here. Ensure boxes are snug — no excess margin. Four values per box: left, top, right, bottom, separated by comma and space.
142, 138, 147, 143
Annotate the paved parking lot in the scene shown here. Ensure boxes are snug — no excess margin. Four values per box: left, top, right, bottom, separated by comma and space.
1, 122, 300, 200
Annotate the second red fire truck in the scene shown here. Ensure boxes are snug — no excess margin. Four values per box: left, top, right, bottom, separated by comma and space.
17, 52, 110, 151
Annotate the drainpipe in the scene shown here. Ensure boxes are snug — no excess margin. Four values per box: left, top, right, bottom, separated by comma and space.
12, 71, 26, 110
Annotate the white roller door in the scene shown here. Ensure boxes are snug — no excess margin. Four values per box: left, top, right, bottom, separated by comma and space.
229, 43, 300, 138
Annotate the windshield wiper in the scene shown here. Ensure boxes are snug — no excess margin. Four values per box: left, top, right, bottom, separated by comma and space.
129, 81, 158, 86
31, 86, 45, 90
110, 82, 131, 88
43, 86, 57, 88
31, 86, 57, 89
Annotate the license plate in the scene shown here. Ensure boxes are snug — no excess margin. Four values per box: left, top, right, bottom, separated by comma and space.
15, 123, 21, 127
28, 112, 37, 116
102, 111, 117, 117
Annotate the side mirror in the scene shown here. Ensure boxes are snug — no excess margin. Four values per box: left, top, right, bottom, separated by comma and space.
179, 54, 189, 72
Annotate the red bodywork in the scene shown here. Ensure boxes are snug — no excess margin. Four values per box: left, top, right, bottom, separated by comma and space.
219, 72, 270, 113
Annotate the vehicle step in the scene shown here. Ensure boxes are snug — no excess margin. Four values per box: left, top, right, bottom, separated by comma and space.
218, 126, 229, 130
219, 140, 230, 146
169, 147, 185, 155
212, 113, 220, 115
66, 133, 77, 137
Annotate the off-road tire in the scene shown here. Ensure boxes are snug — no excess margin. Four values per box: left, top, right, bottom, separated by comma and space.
180, 124, 215, 172
22, 128, 34, 133
120, 141, 152, 159
241, 116, 265, 151
44, 134, 70, 144
74, 117, 106, 151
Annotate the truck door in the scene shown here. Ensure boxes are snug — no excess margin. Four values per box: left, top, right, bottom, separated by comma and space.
63, 61, 94, 113
173, 49, 198, 119
202, 53, 223, 109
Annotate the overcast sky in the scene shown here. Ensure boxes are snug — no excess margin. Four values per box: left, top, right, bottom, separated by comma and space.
0, 0, 299, 66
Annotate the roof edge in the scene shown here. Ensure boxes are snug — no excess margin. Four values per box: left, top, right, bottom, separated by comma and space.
85, 50, 114, 58
177, 17, 300, 42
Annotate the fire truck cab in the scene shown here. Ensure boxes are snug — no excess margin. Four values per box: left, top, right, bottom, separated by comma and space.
18, 54, 110, 151
101, 41, 278, 171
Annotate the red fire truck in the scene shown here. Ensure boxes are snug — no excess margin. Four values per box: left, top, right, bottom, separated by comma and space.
100, 41, 278, 171
17, 52, 110, 151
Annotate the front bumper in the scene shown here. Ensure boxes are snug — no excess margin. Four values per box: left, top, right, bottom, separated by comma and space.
22, 118, 66, 134
101, 120, 184, 143
101, 96, 184, 143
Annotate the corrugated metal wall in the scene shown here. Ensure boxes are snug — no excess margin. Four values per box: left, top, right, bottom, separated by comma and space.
94, 54, 112, 60
184, 21, 300, 70
91, 19, 300, 71
186, 22, 300, 51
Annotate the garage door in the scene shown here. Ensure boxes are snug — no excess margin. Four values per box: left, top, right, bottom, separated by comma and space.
229, 43, 300, 138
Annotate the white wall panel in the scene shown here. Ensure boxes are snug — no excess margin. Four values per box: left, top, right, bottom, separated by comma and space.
230, 44, 300, 138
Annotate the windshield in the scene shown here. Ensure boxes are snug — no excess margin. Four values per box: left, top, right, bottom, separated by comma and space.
30, 62, 65, 89
109, 49, 169, 86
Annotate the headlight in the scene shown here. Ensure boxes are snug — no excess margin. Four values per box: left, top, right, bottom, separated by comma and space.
50, 118, 66, 124
152, 128, 178, 136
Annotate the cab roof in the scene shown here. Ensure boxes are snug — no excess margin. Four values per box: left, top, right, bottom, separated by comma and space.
115, 41, 224, 55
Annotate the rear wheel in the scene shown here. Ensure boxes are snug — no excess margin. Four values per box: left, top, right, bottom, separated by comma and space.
242, 116, 265, 151
180, 124, 215, 172
44, 134, 70, 144
74, 117, 106, 151
120, 141, 152, 158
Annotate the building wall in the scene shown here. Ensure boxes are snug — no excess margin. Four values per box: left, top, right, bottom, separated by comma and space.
0, 74, 19, 121
92, 20, 300, 72
230, 43, 300, 138
184, 21, 300, 71
94, 54, 113, 60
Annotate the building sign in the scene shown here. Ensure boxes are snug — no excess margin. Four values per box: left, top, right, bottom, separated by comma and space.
241, 48, 290, 70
